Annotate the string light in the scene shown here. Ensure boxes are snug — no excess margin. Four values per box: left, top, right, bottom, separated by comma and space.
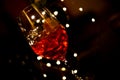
65, 60, 68, 63
65, 23, 70, 28
73, 70, 78, 74
37, 56, 43, 60
91, 18, 95, 22
64, 60, 68, 65
71, 69, 78, 74
36, 19, 40, 23
79, 7, 83, 12
63, 7, 67, 12
42, 19, 45, 23
53, 11, 58, 16
61, 67, 66, 71
31, 15, 35, 19
60, 0, 64, 2
62, 76, 67, 80
43, 74, 47, 78
46, 63, 51, 67
56, 60, 61, 65
73, 52, 78, 57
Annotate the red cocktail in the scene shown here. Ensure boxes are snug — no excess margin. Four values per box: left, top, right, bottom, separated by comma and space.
18, 4, 68, 61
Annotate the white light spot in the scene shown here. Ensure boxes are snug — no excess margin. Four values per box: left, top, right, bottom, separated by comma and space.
42, 19, 45, 23
61, 0, 64, 2
64, 60, 68, 65
65, 60, 68, 63
56, 60, 61, 65
65, 23, 70, 28
61, 67, 66, 71
73, 53, 78, 57
73, 70, 78, 74
42, 11, 46, 15
37, 56, 42, 60
46, 63, 51, 67
31, 15, 35, 19
79, 7, 83, 12
43, 74, 47, 78
72, 70, 78, 74
54, 11, 58, 16
91, 18, 95, 22
62, 76, 66, 80
63, 7, 67, 11
36, 19, 40, 23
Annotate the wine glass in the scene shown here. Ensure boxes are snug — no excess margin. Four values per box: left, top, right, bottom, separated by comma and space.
17, 3, 68, 62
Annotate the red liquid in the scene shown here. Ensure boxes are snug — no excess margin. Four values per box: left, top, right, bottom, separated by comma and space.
31, 24, 68, 61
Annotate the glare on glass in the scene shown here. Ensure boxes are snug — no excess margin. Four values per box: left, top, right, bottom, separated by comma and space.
17, 4, 68, 61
